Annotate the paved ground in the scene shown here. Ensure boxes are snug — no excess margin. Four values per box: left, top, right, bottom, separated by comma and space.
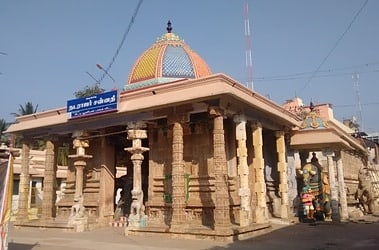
7, 215, 379, 250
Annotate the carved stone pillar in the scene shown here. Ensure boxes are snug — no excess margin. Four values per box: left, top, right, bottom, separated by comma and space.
251, 121, 268, 223
16, 141, 30, 223
70, 138, 92, 200
210, 107, 231, 231
233, 115, 251, 226
169, 121, 186, 229
323, 150, 340, 221
68, 132, 92, 231
41, 138, 58, 221
276, 131, 289, 219
125, 123, 149, 228
335, 151, 348, 221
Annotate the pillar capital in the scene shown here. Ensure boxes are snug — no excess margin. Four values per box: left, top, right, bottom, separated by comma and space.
275, 130, 285, 138
72, 130, 88, 138
322, 149, 335, 157
333, 150, 342, 160
70, 138, 91, 158
43, 134, 60, 142
127, 129, 147, 140
250, 120, 262, 130
208, 106, 224, 117
233, 114, 246, 123
127, 121, 147, 130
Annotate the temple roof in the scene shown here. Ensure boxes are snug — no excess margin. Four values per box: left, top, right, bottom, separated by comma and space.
125, 21, 212, 90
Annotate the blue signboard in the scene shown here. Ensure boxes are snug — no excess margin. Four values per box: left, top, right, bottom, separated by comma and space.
67, 90, 118, 119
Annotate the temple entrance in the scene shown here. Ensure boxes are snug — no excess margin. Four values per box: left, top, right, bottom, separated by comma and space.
111, 131, 149, 220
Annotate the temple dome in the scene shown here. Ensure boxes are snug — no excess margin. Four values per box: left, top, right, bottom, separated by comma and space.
126, 21, 212, 90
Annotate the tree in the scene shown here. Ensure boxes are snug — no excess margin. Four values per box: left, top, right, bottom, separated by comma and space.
11, 101, 38, 117
0, 118, 9, 145
10, 102, 41, 149
74, 83, 105, 98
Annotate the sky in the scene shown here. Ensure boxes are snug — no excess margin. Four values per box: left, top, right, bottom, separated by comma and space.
0, 0, 378, 133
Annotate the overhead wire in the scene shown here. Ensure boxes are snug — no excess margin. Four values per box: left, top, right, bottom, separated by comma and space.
299, 0, 369, 93
253, 62, 379, 82
97, 0, 144, 84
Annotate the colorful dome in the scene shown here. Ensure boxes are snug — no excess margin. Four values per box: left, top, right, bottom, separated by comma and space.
126, 21, 212, 89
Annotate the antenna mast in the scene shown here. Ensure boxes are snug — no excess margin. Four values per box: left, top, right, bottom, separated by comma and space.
244, 2, 254, 90
353, 73, 363, 132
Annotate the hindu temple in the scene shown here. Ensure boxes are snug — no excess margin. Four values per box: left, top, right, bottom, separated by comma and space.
5, 21, 379, 241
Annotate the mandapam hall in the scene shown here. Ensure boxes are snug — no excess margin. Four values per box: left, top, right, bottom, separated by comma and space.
5, 22, 375, 240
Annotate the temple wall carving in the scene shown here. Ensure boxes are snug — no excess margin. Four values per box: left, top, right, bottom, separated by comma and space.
57, 137, 115, 226
146, 115, 240, 227
341, 150, 366, 205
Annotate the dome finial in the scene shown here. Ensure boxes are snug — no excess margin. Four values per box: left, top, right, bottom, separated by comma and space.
167, 20, 172, 33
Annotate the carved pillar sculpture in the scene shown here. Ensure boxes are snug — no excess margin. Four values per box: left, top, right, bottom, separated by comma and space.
68, 133, 92, 221
323, 150, 340, 221
16, 141, 30, 223
335, 151, 348, 221
276, 131, 289, 219
170, 121, 186, 228
233, 115, 251, 226
251, 121, 268, 223
125, 122, 149, 227
41, 138, 58, 221
210, 107, 231, 231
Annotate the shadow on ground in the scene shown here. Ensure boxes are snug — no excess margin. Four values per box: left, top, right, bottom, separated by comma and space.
8, 242, 38, 250
207, 218, 379, 250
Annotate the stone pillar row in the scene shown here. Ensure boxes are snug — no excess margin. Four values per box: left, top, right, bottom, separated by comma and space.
251, 121, 268, 223
169, 121, 186, 228
234, 115, 251, 226
210, 107, 232, 231
125, 123, 149, 228
335, 151, 348, 221
323, 150, 340, 221
16, 142, 30, 223
276, 131, 289, 219
41, 139, 57, 221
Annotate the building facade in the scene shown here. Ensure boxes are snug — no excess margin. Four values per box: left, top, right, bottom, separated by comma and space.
6, 23, 377, 240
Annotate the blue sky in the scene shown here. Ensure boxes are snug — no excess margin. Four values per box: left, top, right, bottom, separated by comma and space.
1, 0, 378, 133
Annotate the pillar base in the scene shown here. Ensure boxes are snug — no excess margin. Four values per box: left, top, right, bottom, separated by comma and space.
68, 217, 88, 232
127, 214, 147, 229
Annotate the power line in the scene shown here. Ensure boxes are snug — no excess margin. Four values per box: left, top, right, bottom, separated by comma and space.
97, 0, 144, 84
334, 102, 379, 108
299, 0, 369, 93
255, 62, 379, 81
254, 68, 379, 82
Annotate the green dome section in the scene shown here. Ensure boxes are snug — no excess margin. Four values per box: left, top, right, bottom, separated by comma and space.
126, 21, 212, 90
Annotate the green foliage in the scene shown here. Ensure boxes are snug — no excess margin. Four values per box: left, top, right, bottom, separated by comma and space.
8, 102, 39, 148
74, 83, 105, 98
11, 102, 38, 117
0, 118, 10, 145
57, 143, 69, 166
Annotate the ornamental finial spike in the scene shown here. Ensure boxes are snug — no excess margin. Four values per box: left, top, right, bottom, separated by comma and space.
309, 100, 314, 111
167, 20, 172, 33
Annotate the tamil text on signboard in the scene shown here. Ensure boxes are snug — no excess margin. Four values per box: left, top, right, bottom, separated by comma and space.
67, 90, 118, 119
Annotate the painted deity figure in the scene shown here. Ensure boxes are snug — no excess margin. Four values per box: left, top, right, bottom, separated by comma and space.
301, 187, 315, 219
299, 162, 331, 221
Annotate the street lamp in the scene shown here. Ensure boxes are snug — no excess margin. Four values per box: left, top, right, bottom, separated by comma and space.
96, 64, 115, 83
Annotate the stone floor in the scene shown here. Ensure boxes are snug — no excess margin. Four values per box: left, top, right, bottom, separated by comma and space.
7, 214, 379, 250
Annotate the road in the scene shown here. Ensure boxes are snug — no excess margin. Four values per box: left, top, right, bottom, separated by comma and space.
7, 215, 379, 250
